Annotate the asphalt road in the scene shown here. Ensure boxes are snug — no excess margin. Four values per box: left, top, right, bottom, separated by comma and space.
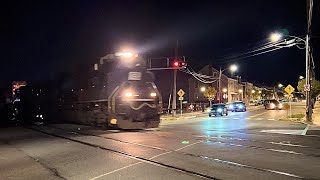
1, 103, 320, 180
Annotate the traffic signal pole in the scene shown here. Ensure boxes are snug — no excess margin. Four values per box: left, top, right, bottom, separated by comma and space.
172, 40, 179, 117
172, 69, 177, 117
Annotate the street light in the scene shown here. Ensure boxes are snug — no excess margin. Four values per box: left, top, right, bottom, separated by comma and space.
251, 90, 255, 94
270, 32, 282, 42
238, 89, 243, 93
218, 64, 238, 103
223, 88, 227, 93
299, 76, 304, 80
200, 87, 206, 92
229, 64, 238, 72
278, 83, 283, 88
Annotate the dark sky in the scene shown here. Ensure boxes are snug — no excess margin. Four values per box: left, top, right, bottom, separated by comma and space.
2, 0, 319, 88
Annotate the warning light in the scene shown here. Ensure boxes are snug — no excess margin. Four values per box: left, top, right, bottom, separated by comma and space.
174, 61, 179, 66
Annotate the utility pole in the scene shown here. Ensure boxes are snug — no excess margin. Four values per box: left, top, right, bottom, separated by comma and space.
306, 34, 312, 122
218, 67, 222, 103
172, 40, 179, 117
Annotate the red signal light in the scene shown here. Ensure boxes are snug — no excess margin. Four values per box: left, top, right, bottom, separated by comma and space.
173, 62, 179, 66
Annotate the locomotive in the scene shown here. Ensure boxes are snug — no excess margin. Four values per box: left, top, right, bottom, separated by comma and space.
58, 53, 162, 129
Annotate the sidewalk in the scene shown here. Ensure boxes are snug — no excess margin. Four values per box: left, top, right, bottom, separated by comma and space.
312, 101, 320, 126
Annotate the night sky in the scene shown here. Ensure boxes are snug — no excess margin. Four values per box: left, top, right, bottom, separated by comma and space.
2, 0, 320, 89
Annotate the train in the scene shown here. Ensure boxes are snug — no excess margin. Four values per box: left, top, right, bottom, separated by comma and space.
57, 54, 163, 129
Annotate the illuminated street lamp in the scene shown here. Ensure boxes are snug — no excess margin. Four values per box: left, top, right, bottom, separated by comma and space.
229, 64, 238, 72
223, 88, 227, 93
270, 32, 282, 42
251, 90, 255, 94
269, 31, 311, 121
299, 76, 304, 80
218, 64, 238, 103
239, 89, 243, 93
200, 87, 206, 92
259, 90, 262, 94
278, 83, 283, 88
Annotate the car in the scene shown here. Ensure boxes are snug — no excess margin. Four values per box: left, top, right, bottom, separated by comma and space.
227, 101, 246, 112
264, 99, 283, 110
208, 104, 228, 117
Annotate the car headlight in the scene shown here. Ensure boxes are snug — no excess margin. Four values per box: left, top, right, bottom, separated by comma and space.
217, 108, 222, 112
270, 103, 276, 108
238, 105, 243, 109
150, 92, 157, 97
278, 104, 283, 108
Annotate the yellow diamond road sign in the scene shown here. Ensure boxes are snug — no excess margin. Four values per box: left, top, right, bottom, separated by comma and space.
284, 84, 295, 95
177, 89, 185, 97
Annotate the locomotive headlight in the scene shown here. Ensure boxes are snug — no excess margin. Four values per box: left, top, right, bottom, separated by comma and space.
125, 92, 133, 97
150, 92, 157, 97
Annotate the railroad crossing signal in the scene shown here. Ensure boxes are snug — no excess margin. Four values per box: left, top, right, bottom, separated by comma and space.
284, 84, 295, 95
177, 89, 185, 97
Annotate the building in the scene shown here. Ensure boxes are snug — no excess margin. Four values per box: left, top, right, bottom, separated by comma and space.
189, 65, 261, 104
188, 65, 228, 103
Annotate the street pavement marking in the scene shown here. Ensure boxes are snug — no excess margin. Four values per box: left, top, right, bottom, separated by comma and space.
301, 124, 310, 135
150, 141, 203, 160
89, 162, 143, 180
268, 119, 275, 120
233, 118, 239, 120
248, 111, 269, 118
257, 118, 263, 120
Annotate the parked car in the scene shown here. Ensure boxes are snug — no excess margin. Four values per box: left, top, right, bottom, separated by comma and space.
264, 99, 283, 110
208, 104, 228, 117
227, 101, 246, 112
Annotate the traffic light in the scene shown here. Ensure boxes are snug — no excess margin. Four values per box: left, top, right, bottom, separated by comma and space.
169, 57, 187, 69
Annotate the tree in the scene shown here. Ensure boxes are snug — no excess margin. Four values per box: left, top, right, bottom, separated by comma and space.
297, 79, 320, 99
203, 86, 217, 106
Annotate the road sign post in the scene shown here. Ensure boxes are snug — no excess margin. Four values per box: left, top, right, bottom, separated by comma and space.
284, 85, 295, 117
177, 89, 185, 117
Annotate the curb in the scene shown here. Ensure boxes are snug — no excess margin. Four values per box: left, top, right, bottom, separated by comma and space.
160, 115, 197, 121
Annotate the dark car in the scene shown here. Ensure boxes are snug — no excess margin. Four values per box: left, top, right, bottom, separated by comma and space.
264, 99, 283, 110
227, 101, 246, 112
208, 104, 228, 117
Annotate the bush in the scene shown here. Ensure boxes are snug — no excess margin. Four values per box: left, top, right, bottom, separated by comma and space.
289, 113, 305, 119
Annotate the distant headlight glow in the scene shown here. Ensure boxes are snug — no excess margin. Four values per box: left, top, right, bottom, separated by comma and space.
150, 92, 157, 97
270, 103, 276, 109
278, 104, 283, 108
217, 108, 222, 112
238, 105, 243, 109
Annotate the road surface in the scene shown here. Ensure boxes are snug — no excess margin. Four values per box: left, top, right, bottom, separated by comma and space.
1, 103, 320, 180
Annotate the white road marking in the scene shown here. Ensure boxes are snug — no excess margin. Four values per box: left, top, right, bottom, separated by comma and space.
233, 118, 239, 120
89, 162, 143, 180
301, 124, 310, 135
257, 118, 263, 120
249, 111, 269, 118
268, 119, 275, 120
260, 129, 303, 135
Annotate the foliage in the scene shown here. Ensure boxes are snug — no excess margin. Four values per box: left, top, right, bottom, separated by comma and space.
297, 79, 320, 99
289, 113, 305, 119
203, 86, 217, 103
